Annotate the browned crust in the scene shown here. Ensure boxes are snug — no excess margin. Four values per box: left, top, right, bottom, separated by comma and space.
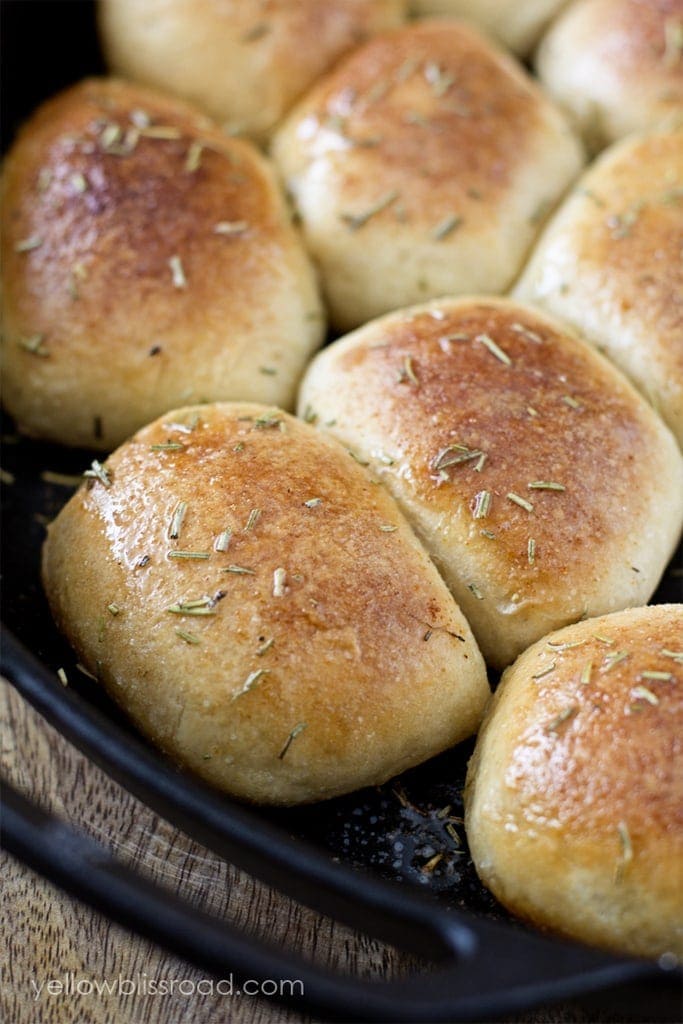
0, 78, 323, 447
305, 299, 676, 598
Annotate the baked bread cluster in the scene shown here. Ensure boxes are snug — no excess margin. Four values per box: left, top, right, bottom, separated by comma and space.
272, 18, 584, 330
0, 78, 324, 450
42, 404, 489, 804
299, 297, 683, 668
465, 604, 683, 960
3, 0, 681, 960
98, 0, 408, 143
515, 125, 683, 448
536, 0, 683, 151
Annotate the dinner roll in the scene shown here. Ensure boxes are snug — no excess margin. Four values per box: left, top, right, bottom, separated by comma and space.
98, 0, 407, 144
465, 604, 683, 959
298, 297, 683, 669
409, 1, 569, 56
514, 127, 683, 449
0, 79, 324, 450
42, 403, 489, 805
272, 20, 584, 331
535, 0, 683, 152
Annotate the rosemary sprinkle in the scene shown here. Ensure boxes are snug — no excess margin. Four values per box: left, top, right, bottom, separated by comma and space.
176, 628, 200, 644
476, 333, 512, 366
273, 568, 287, 597
278, 722, 307, 760
631, 685, 659, 705
84, 460, 112, 488
507, 492, 534, 513
169, 501, 188, 540
214, 530, 232, 552
472, 490, 491, 519
167, 550, 210, 560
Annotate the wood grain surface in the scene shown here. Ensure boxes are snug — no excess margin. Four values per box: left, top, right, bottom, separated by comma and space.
1, 677, 629, 1024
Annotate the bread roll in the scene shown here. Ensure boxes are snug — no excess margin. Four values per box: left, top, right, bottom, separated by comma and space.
465, 604, 683, 959
42, 402, 489, 805
514, 127, 683, 449
98, 0, 407, 144
409, 1, 569, 56
298, 297, 683, 669
0, 79, 324, 450
272, 20, 584, 331
535, 0, 683, 151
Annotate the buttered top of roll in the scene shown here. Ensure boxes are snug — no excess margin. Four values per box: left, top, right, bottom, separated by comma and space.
535, 0, 683, 150
99, 0, 407, 143
514, 127, 683, 448
0, 78, 323, 449
272, 19, 583, 330
299, 297, 683, 667
409, 0, 569, 55
464, 603, 683, 958
42, 403, 488, 804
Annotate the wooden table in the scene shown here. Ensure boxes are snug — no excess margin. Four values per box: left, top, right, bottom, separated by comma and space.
1, 677, 630, 1024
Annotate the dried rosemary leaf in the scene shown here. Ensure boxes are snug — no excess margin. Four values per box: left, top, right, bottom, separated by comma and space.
214, 220, 249, 235
273, 567, 287, 597
15, 235, 43, 253
507, 492, 533, 513
528, 481, 565, 491
185, 141, 203, 173
214, 529, 232, 552
223, 565, 256, 575
546, 706, 577, 731
631, 685, 659, 705
245, 508, 261, 531
83, 460, 112, 488
468, 582, 484, 600
278, 722, 307, 760
432, 214, 462, 241
17, 334, 48, 357
527, 537, 536, 565
232, 668, 269, 700
167, 597, 216, 616
472, 490, 491, 519
167, 550, 210, 560
476, 334, 512, 366
168, 255, 187, 289
641, 670, 674, 681
175, 628, 200, 645
168, 501, 188, 540
532, 662, 556, 680
340, 190, 399, 230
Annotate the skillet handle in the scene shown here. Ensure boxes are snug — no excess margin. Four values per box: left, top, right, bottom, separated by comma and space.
3, 779, 676, 1024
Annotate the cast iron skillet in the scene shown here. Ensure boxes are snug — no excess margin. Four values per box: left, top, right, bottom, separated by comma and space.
1, 3, 682, 1020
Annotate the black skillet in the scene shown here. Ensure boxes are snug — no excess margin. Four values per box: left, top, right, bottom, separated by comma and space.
1, 3, 682, 1020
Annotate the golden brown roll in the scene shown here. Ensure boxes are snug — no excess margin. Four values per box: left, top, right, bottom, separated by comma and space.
298, 297, 683, 669
272, 19, 584, 331
514, 127, 683, 449
535, 0, 683, 151
98, 0, 407, 144
465, 604, 683, 960
409, 0, 569, 55
0, 79, 324, 450
42, 402, 489, 805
